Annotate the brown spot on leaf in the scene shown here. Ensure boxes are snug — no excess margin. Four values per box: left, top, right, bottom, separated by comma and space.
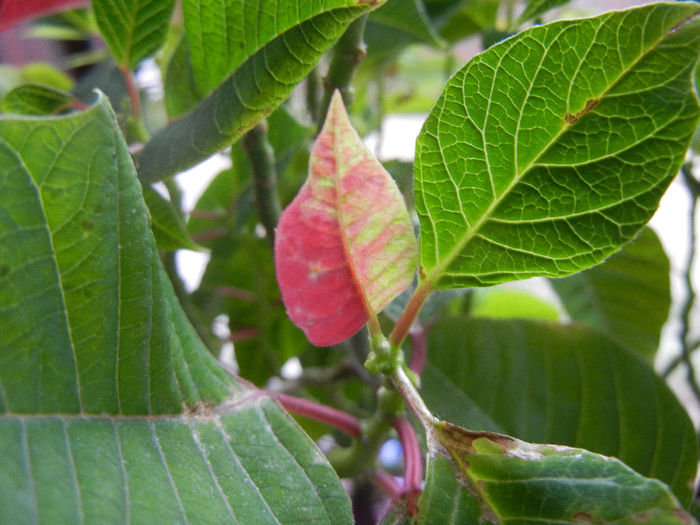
572, 512, 593, 522
564, 98, 600, 125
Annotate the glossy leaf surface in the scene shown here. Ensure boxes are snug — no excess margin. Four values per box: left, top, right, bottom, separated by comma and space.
137, 1, 382, 183
414, 3, 700, 289
421, 317, 698, 504
0, 97, 353, 522
275, 92, 417, 346
93, 0, 175, 69
418, 422, 693, 523
551, 226, 670, 359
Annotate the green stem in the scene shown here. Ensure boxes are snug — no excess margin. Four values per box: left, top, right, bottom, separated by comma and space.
391, 364, 436, 430
242, 120, 282, 246
305, 67, 322, 123
318, 15, 368, 124
678, 164, 700, 401
327, 381, 404, 478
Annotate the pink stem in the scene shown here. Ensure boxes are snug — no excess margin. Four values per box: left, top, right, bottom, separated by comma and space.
120, 66, 142, 118
272, 392, 362, 438
408, 323, 427, 375
216, 286, 256, 301
372, 469, 401, 501
229, 327, 261, 342
392, 417, 423, 515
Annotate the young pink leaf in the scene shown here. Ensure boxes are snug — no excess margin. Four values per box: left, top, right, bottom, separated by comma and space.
275, 91, 417, 346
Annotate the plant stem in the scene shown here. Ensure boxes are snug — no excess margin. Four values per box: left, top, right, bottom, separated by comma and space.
389, 281, 433, 348
372, 469, 401, 501
120, 65, 142, 119
392, 416, 423, 515
242, 120, 282, 246
271, 392, 362, 437
408, 323, 427, 375
327, 382, 404, 478
318, 15, 368, 124
391, 365, 437, 430
678, 164, 700, 401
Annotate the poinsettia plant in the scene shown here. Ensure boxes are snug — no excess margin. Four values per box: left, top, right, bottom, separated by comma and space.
1, 0, 700, 523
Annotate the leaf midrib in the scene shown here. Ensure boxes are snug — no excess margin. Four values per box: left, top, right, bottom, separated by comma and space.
421, 9, 691, 287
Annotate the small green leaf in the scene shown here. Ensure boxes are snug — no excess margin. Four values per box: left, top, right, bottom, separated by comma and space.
93, 0, 175, 69
369, 0, 444, 48
1, 84, 78, 115
143, 186, 203, 252
415, 3, 700, 289
551, 227, 670, 359
423, 421, 694, 523
136, 2, 383, 183
517, 0, 570, 25
421, 317, 698, 504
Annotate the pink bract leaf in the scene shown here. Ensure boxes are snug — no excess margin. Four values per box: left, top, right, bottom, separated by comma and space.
275, 91, 417, 346
0, 0, 88, 31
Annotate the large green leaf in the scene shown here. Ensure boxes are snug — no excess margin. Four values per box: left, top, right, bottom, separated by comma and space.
414, 3, 700, 289
93, 0, 175, 69
136, 1, 383, 183
551, 226, 670, 359
0, 97, 353, 522
420, 317, 698, 505
416, 422, 693, 523
0, 94, 231, 415
0, 396, 352, 524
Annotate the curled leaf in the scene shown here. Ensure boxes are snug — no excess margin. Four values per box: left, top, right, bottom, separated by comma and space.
275, 92, 417, 346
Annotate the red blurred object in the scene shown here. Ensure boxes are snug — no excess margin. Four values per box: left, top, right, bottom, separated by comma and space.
0, 0, 89, 31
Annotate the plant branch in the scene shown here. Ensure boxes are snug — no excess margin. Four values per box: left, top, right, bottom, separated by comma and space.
318, 15, 368, 124
392, 416, 423, 515
678, 163, 700, 401
409, 322, 428, 375
271, 391, 362, 437
389, 281, 433, 348
372, 469, 401, 501
120, 65, 142, 119
327, 382, 404, 478
391, 365, 437, 430
242, 120, 282, 246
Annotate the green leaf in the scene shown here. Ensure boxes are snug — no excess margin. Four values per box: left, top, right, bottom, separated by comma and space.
470, 287, 560, 320
0, 93, 234, 415
414, 3, 700, 289
163, 35, 202, 119
419, 421, 694, 523
136, 1, 383, 183
0, 396, 353, 524
551, 227, 670, 359
0, 96, 353, 523
143, 186, 203, 251
1, 84, 78, 115
369, 0, 444, 48
420, 317, 698, 505
93, 0, 175, 69
517, 0, 570, 26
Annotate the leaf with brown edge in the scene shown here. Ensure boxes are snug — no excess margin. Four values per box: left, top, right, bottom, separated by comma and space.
418, 420, 695, 524
274, 91, 417, 347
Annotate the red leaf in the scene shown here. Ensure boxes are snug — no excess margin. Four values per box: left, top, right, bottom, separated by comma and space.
0, 0, 88, 31
275, 92, 417, 346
